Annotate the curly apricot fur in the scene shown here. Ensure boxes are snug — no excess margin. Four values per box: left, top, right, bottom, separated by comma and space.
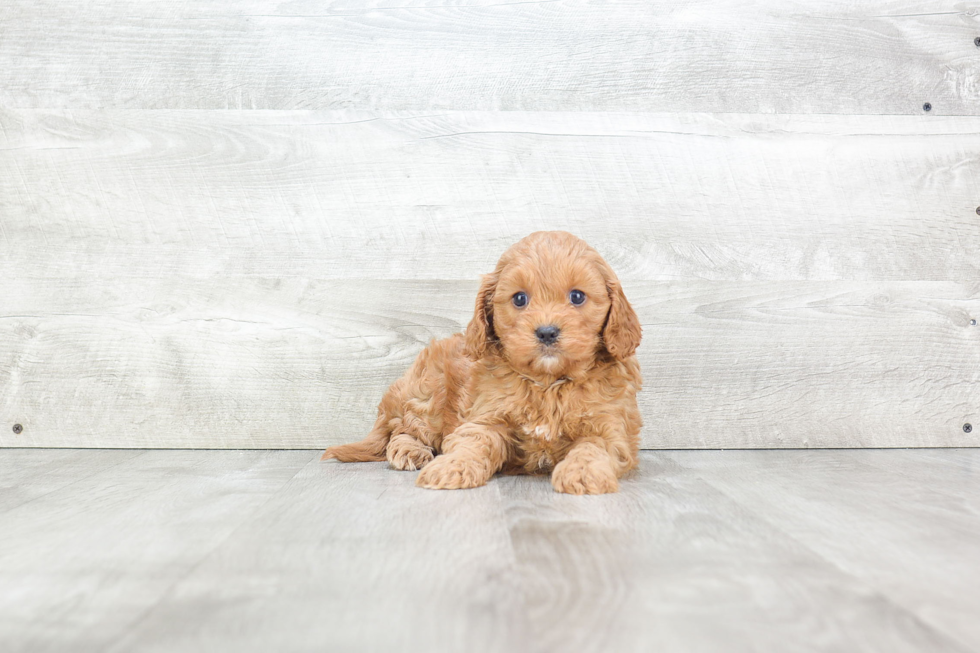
322, 231, 643, 495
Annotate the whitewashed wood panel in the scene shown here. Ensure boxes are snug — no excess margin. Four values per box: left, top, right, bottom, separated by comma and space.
5, 450, 980, 651
3, 110, 978, 448
1, 1, 978, 113
668, 450, 980, 647
0, 450, 316, 653
1, 278, 976, 448
101, 456, 525, 653
498, 454, 976, 652
0, 449, 144, 513
2, 110, 979, 283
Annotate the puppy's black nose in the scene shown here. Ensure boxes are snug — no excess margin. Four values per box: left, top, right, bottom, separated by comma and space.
535, 325, 560, 345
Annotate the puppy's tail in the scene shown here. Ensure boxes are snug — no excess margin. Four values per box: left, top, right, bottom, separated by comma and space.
321, 418, 390, 462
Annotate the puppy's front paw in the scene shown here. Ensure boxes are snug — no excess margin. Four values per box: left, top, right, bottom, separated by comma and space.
387, 434, 434, 471
416, 453, 491, 490
552, 455, 619, 495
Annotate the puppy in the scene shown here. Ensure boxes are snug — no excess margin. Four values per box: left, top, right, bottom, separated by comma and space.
321, 231, 642, 494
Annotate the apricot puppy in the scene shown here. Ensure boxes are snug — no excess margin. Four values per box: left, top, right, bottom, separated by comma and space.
321, 231, 642, 494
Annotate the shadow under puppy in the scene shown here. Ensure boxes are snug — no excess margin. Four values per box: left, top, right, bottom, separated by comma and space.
322, 231, 642, 494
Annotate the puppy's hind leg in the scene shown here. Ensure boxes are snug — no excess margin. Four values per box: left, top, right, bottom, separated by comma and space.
386, 412, 437, 471
387, 432, 435, 471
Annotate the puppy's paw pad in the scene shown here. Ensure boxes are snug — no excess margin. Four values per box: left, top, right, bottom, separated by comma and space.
551, 459, 619, 495
387, 439, 435, 471
416, 454, 489, 490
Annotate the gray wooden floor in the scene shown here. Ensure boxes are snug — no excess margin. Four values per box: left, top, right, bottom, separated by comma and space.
2, 449, 979, 653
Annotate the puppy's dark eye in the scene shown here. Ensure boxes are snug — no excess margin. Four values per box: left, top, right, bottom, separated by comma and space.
512, 292, 528, 308
569, 289, 586, 305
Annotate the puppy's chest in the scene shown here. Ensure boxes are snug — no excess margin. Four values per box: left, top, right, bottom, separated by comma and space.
512, 403, 584, 451
512, 410, 581, 472
517, 422, 564, 445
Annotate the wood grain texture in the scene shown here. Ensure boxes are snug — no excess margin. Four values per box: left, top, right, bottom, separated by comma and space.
3, 109, 980, 283
105, 455, 526, 653
668, 449, 980, 649
1, 278, 977, 448
1, 1, 978, 113
0, 450, 315, 653
3, 449, 980, 652
499, 454, 976, 653
0, 449, 143, 513
2, 109, 979, 448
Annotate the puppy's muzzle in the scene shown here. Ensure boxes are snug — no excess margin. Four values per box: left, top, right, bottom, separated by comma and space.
535, 325, 560, 346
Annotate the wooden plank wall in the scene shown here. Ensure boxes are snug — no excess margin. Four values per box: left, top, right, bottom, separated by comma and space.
1, 1, 978, 448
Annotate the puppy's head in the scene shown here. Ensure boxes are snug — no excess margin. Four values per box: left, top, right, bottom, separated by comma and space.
465, 231, 641, 376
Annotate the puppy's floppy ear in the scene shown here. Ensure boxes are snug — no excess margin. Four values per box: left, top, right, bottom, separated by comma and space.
464, 272, 498, 359
602, 279, 642, 360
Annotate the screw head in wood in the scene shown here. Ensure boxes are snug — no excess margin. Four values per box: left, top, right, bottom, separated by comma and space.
922, 102, 932, 112
12, 423, 23, 434
965, 423, 973, 433
972, 319, 978, 326
976, 206, 980, 216
975, 36, 980, 47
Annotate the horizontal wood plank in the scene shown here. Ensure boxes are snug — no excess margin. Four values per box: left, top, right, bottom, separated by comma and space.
0, 450, 316, 653
0, 449, 144, 514
1, 278, 976, 448
1, 1, 978, 113
668, 449, 980, 647
2, 110, 979, 283
5, 449, 980, 651
3, 109, 978, 447
497, 453, 975, 652
101, 455, 524, 653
